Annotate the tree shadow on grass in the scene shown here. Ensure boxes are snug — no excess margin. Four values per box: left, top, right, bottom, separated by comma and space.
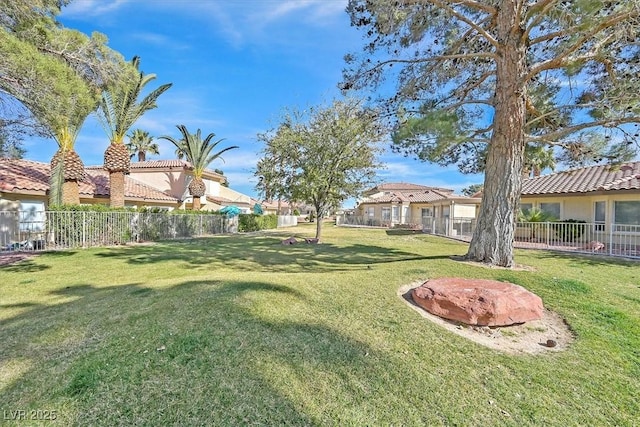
523, 249, 640, 268
0, 279, 386, 425
93, 234, 439, 273
0, 260, 50, 273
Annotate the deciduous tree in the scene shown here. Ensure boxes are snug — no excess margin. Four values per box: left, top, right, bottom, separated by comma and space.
255, 99, 385, 240
343, 0, 640, 266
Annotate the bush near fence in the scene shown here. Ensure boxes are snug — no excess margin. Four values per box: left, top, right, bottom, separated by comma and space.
238, 214, 277, 232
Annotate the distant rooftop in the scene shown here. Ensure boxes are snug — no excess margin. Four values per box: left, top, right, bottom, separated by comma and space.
363, 182, 454, 196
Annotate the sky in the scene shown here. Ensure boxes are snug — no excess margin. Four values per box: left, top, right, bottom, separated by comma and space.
23, 0, 484, 208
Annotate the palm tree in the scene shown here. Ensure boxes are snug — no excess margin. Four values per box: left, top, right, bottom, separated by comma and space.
96, 56, 172, 207
126, 129, 159, 161
160, 125, 238, 210
523, 144, 556, 178
49, 118, 90, 205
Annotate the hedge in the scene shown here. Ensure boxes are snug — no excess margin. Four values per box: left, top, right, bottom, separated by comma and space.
238, 214, 277, 232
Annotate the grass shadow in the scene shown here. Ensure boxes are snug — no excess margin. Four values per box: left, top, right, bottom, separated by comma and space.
0, 278, 377, 425
0, 260, 50, 273
94, 234, 434, 273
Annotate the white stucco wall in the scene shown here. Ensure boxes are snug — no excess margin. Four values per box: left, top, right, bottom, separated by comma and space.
453, 204, 477, 218
129, 170, 188, 200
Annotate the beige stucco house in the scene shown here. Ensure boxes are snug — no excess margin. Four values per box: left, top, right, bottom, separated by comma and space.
123, 160, 255, 212
0, 158, 263, 244
520, 161, 640, 229
0, 158, 181, 212
355, 183, 481, 234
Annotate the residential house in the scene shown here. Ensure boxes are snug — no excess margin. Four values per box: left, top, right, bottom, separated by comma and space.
0, 158, 182, 246
0, 158, 180, 212
355, 182, 481, 235
520, 161, 640, 229
0, 158, 260, 244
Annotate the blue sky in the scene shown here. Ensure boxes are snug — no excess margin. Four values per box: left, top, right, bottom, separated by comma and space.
23, 0, 484, 207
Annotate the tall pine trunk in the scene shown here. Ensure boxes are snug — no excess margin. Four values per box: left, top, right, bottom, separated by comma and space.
465, 1, 526, 268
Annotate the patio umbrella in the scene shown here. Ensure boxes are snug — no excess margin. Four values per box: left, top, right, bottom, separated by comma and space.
220, 205, 241, 217
253, 203, 264, 215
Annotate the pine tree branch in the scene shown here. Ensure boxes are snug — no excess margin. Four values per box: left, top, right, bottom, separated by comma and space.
427, 0, 497, 15
428, 0, 500, 49
527, 116, 640, 142
525, 10, 639, 82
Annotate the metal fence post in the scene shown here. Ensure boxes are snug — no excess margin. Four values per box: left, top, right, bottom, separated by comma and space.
609, 223, 614, 256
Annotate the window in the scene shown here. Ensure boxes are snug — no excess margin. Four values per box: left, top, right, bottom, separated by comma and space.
392, 206, 399, 221
382, 207, 391, 221
614, 201, 640, 225
520, 203, 533, 214
540, 202, 560, 219
421, 207, 433, 218
19, 201, 45, 232
594, 201, 606, 231
403, 206, 409, 222
366, 207, 375, 218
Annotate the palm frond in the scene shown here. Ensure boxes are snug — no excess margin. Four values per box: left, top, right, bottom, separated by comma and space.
160, 124, 238, 177
96, 56, 172, 144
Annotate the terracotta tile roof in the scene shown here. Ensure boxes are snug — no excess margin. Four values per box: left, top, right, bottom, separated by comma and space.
1, 158, 178, 202
132, 160, 192, 169
365, 182, 454, 195
361, 189, 470, 204
522, 161, 640, 195
205, 195, 252, 207
86, 159, 191, 171
0, 158, 50, 193
87, 159, 226, 181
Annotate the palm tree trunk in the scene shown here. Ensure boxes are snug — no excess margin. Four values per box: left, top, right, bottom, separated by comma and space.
110, 171, 125, 208
193, 196, 201, 210
62, 181, 80, 205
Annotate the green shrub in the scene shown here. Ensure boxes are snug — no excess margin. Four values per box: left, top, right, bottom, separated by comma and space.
517, 207, 557, 222
238, 214, 277, 232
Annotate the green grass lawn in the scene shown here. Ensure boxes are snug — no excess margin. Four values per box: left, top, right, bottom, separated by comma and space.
1, 224, 639, 426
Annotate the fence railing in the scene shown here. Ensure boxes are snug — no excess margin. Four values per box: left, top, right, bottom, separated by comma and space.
277, 215, 298, 228
514, 221, 640, 258
1, 211, 237, 252
337, 214, 640, 260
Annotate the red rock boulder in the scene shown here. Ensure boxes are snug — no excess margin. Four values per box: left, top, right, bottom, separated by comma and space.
411, 277, 544, 326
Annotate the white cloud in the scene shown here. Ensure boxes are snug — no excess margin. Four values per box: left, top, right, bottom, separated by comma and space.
161, 0, 348, 48
263, 0, 346, 23
62, 0, 130, 17
130, 32, 191, 51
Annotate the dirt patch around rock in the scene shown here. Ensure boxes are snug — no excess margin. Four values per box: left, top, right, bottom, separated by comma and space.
449, 255, 537, 272
399, 282, 574, 355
